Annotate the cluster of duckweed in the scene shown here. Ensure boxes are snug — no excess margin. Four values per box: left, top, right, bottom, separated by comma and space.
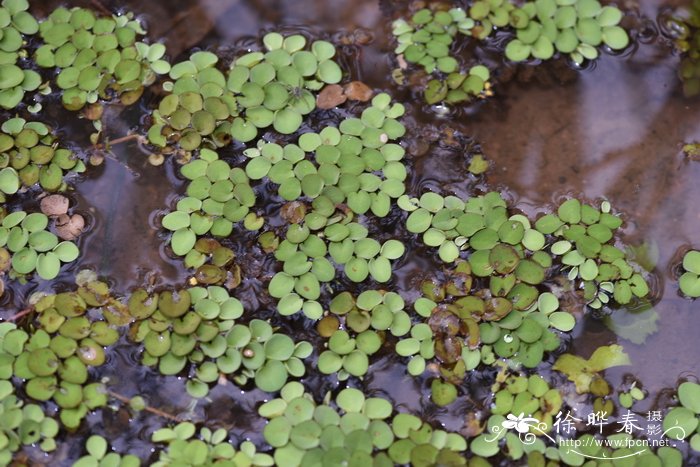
0, 3, 693, 467
542, 199, 648, 309
0, 0, 40, 109
128, 286, 311, 397
391, 8, 492, 104
0, 118, 85, 195
396, 191, 651, 408
467, 376, 687, 465
151, 423, 272, 466
406, 263, 565, 406
313, 290, 409, 379
403, 193, 649, 309
617, 380, 645, 408
673, 0, 700, 96
0, 210, 79, 280
17, 279, 130, 428
35, 6, 170, 109
74, 435, 140, 467
0, 324, 59, 462
465, 374, 563, 458
663, 381, 700, 453
503, 0, 628, 63
679, 250, 700, 297
258, 383, 467, 466
148, 32, 342, 152
162, 148, 255, 284
490, 374, 562, 430
391, 0, 629, 104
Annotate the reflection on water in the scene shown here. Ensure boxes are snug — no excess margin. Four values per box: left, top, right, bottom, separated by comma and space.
5, 0, 700, 463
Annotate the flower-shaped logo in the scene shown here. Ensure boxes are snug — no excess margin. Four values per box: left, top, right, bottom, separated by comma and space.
502, 413, 540, 434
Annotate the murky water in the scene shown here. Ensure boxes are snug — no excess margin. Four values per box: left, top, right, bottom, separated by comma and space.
2, 0, 700, 464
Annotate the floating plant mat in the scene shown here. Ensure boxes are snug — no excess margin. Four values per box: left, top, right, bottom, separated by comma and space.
0, 0, 698, 466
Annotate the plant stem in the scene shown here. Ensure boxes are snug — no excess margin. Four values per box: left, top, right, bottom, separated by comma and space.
6, 307, 32, 321
96, 133, 146, 150
107, 390, 182, 422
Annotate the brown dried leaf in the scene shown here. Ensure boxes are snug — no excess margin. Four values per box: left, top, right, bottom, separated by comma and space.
55, 214, 85, 241
280, 201, 307, 224
316, 84, 347, 109
344, 81, 373, 101
83, 104, 104, 121
40, 194, 69, 217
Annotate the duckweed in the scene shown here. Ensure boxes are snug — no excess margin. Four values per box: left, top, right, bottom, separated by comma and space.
504, 0, 629, 64
674, 0, 700, 96
74, 435, 141, 467
149, 32, 342, 151
0, 118, 86, 195
679, 249, 700, 297
129, 286, 310, 397
0, 282, 123, 430
152, 422, 273, 466
259, 382, 467, 466
0, 210, 80, 280
0, 3, 690, 466
391, 8, 492, 104
36, 6, 170, 110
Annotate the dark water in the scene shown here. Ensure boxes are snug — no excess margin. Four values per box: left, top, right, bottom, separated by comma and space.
2, 0, 700, 464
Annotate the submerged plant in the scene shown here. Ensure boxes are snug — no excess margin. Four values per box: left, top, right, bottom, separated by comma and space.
552, 344, 630, 393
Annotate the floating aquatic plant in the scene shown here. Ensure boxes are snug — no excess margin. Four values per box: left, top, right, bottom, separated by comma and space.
19, 287, 122, 428
0, 210, 80, 280
0, 323, 60, 462
406, 262, 566, 404
148, 32, 342, 151
662, 381, 700, 452
152, 422, 273, 466
258, 382, 467, 466
542, 199, 650, 309
0, 118, 86, 196
391, 8, 492, 104
491, 374, 563, 432
552, 344, 630, 393
129, 286, 311, 397
162, 148, 255, 282
679, 249, 700, 297
147, 51, 235, 150
672, 0, 700, 96
73, 435, 141, 467
0, 0, 40, 110
36, 6, 170, 110
269, 221, 405, 318
504, 0, 629, 64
